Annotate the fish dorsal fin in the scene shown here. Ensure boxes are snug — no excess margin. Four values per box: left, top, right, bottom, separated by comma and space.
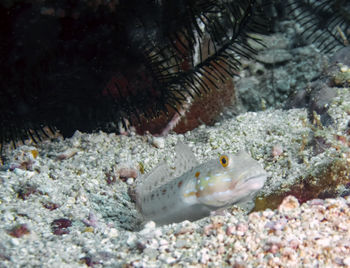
136, 161, 171, 196
136, 142, 199, 198
171, 141, 199, 178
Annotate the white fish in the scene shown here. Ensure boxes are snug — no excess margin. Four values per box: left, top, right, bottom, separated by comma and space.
136, 142, 267, 225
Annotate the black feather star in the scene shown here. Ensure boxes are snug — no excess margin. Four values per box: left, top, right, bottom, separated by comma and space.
287, 0, 350, 53
0, 0, 349, 163
0, 0, 270, 160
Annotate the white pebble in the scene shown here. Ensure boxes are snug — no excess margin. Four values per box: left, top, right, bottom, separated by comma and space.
13, 168, 26, 176
344, 257, 350, 266
158, 239, 169, 246
126, 234, 137, 247
151, 137, 165, 149
108, 228, 119, 238
144, 221, 156, 229
143, 247, 158, 259
340, 65, 349, 73
11, 238, 20, 246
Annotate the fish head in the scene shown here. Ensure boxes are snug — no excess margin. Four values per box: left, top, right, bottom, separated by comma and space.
195, 151, 267, 207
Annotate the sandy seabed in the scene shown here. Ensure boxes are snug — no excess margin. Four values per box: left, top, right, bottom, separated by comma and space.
1, 85, 350, 267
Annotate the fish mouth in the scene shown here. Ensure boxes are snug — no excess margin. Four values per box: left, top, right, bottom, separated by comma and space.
236, 173, 267, 191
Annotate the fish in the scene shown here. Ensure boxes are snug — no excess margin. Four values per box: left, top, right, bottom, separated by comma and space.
135, 142, 267, 225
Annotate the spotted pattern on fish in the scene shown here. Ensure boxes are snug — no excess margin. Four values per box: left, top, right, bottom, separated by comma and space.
135, 142, 267, 225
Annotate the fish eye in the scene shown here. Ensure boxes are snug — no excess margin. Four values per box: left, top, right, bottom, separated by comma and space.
219, 155, 229, 167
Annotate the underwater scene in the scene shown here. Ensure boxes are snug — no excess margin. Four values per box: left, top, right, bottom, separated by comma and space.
1, 0, 350, 266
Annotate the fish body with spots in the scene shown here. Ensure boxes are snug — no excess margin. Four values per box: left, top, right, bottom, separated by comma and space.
136, 142, 267, 225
